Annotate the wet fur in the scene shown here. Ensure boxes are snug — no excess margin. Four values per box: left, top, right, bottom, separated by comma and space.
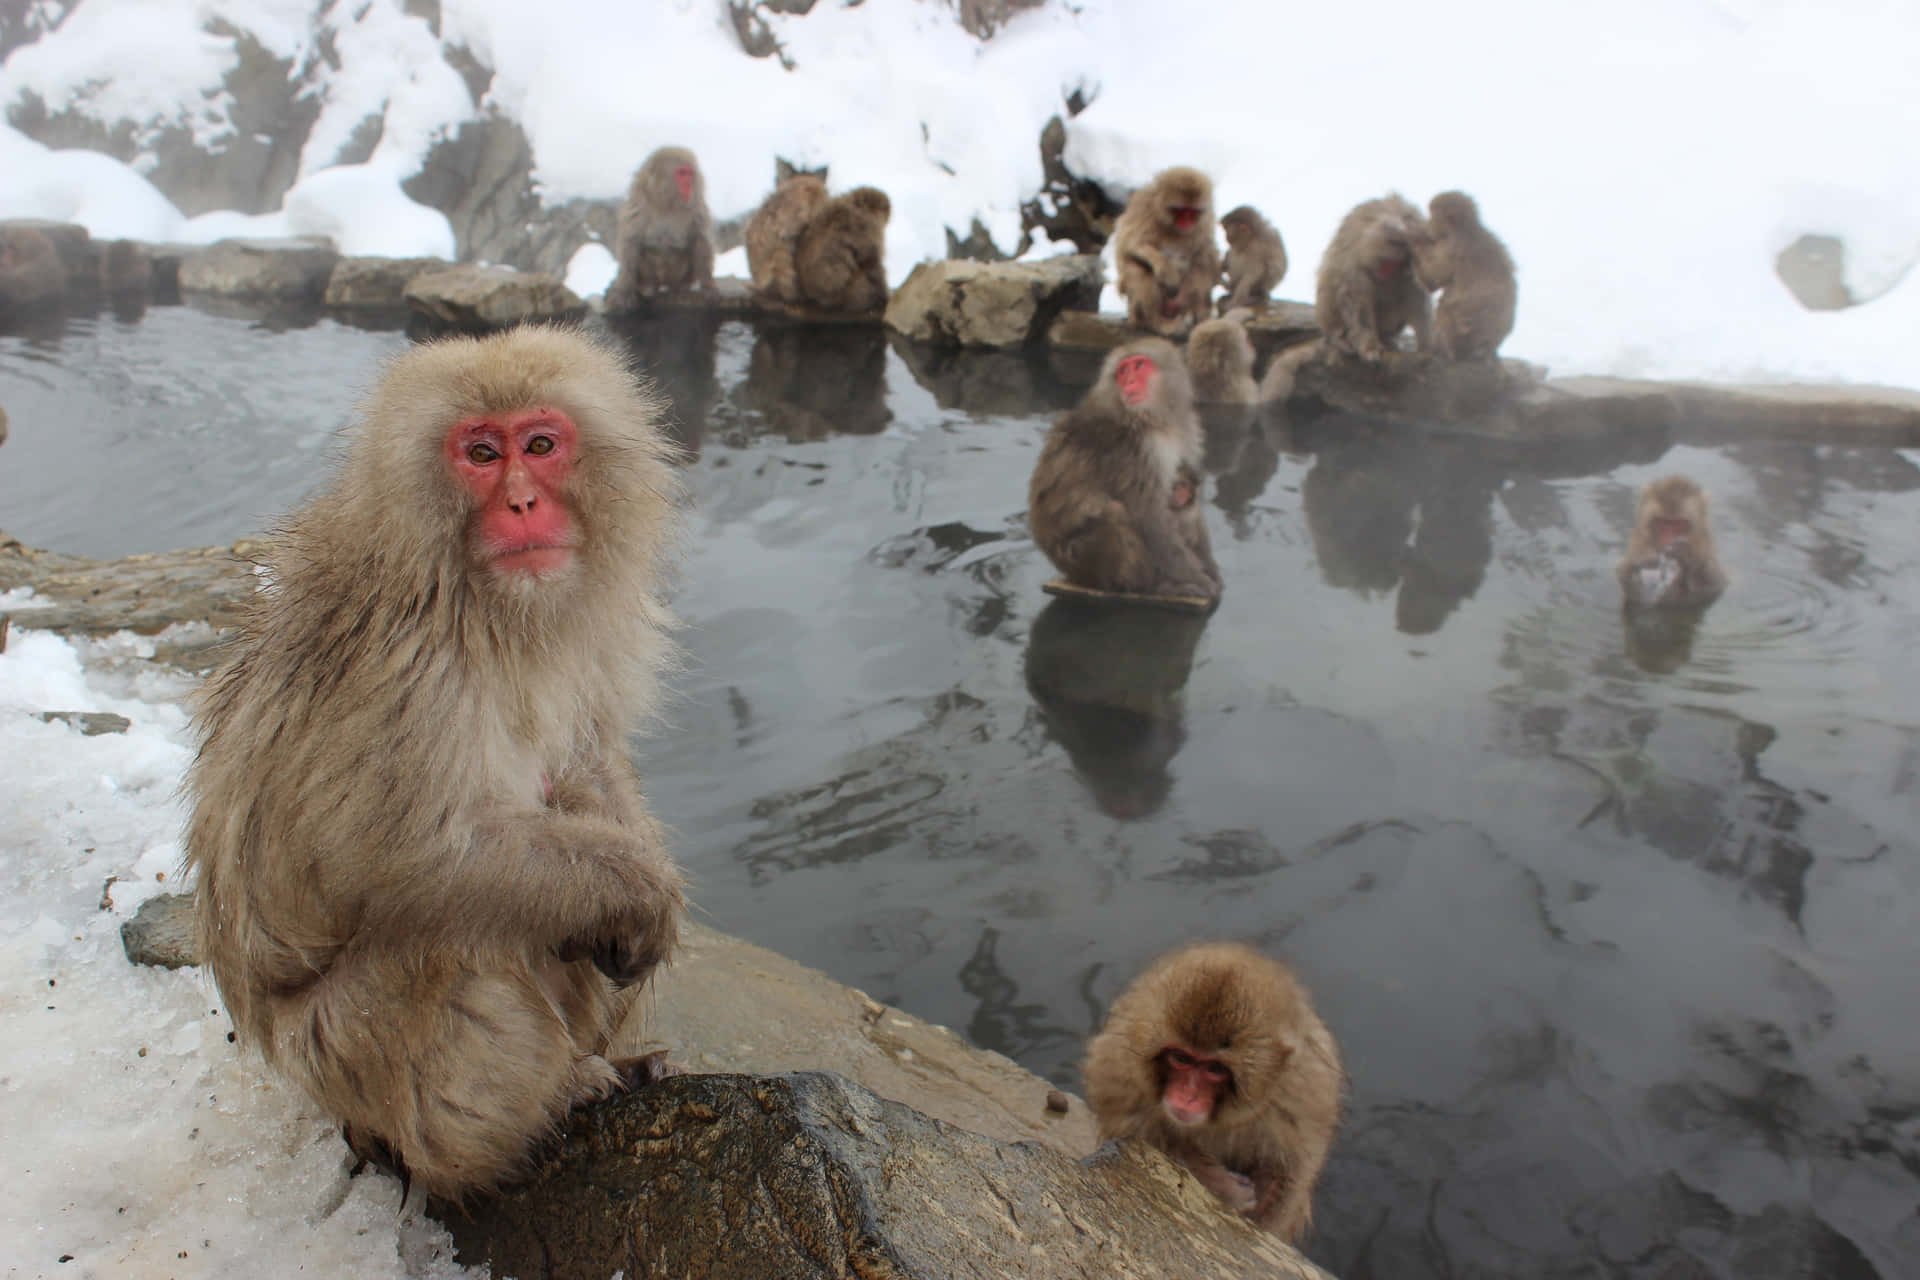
794, 187, 891, 314
185, 328, 688, 1199
1112, 167, 1220, 338
607, 146, 715, 308
746, 175, 829, 305
1617, 474, 1727, 608
1412, 191, 1516, 360
1315, 193, 1432, 360
1186, 317, 1258, 405
1027, 339, 1221, 599
1083, 942, 1345, 1242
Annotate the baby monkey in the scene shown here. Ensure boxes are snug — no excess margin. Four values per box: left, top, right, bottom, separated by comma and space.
1618, 474, 1727, 608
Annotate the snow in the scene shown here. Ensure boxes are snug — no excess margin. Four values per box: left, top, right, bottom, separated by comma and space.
3, 0, 1917, 383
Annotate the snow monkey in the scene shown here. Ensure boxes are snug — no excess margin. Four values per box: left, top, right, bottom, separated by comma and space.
1617, 474, 1727, 608
1083, 942, 1345, 1242
794, 186, 892, 314
1218, 205, 1287, 314
607, 145, 715, 308
1315, 193, 1433, 361
1186, 315, 1258, 405
1411, 190, 1517, 360
745, 174, 830, 305
1027, 338, 1221, 602
1112, 166, 1220, 338
186, 327, 688, 1200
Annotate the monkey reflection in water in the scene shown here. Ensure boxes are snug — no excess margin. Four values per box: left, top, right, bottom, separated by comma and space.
734, 323, 892, 441
1025, 597, 1210, 819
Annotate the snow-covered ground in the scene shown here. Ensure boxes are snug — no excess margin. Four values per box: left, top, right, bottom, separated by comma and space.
1, 0, 1917, 384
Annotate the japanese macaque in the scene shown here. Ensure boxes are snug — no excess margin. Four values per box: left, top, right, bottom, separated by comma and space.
1028, 339, 1221, 602
1411, 191, 1516, 360
1186, 316, 1257, 405
1218, 205, 1286, 314
1112, 166, 1219, 337
185, 328, 688, 1201
606, 146, 715, 309
1083, 942, 1345, 1242
1315, 194, 1432, 361
795, 186, 892, 314
0, 226, 67, 314
745, 174, 830, 305
1256, 338, 1321, 406
1617, 474, 1727, 608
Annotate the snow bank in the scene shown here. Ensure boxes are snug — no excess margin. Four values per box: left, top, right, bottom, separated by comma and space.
2, 0, 1918, 380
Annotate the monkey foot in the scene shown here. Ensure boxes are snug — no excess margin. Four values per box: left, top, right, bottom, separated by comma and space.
1041, 578, 1219, 615
612, 1048, 683, 1090
343, 1124, 414, 1202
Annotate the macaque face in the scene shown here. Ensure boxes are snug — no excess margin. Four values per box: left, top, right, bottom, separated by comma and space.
673, 164, 695, 203
445, 408, 580, 577
1222, 221, 1250, 250
1169, 204, 1203, 233
1159, 1045, 1232, 1126
1649, 510, 1693, 547
1115, 353, 1158, 406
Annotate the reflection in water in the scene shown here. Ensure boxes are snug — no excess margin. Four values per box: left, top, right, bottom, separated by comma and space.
1624, 599, 1710, 672
1024, 597, 1209, 819
603, 311, 722, 457
733, 322, 891, 440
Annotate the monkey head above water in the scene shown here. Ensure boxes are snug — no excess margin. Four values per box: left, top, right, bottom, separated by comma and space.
1617, 474, 1727, 609
1083, 942, 1345, 1242
186, 327, 688, 1201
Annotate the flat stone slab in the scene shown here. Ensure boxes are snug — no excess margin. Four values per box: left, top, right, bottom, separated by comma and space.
178, 238, 340, 300
1042, 577, 1218, 614
404, 263, 586, 334
120, 891, 198, 969
1049, 302, 1318, 360
324, 255, 451, 309
436, 1071, 1335, 1280
885, 255, 1104, 348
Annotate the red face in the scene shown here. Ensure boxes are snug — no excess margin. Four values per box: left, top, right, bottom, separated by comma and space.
1170, 204, 1200, 233
445, 408, 580, 577
1159, 1046, 1231, 1127
1651, 515, 1692, 547
1115, 354, 1157, 407
674, 164, 695, 203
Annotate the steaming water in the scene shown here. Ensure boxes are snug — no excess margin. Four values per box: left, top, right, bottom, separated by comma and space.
2, 303, 1916, 1280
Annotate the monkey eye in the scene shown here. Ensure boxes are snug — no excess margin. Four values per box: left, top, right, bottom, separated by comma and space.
1164, 1047, 1195, 1069
1201, 1061, 1232, 1083
525, 434, 555, 457
466, 442, 500, 465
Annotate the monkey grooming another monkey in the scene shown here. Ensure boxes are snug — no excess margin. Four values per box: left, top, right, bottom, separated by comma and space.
1083, 942, 1344, 1243
1186, 316, 1258, 405
1618, 474, 1727, 608
1412, 191, 1516, 360
1315, 194, 1432, 361
1218, 205, 1287, 314
606, 145, 715, 310
186, 328, 688, 1200
1112, 166, 1220, 338
1028, 338, 1221, 603
745, 174, 830, 305
794, 186, 892, 314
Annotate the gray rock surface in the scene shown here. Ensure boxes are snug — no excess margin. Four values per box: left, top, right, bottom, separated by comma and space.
120, 892, 198, 969
1048, 301, 1319, 362
1775, 234, 1853, 311
885, 255, 1102, 348
38, 710, 132, 736
178, 238, 341, 300
324, 255, 452, 309
403, 264, 586, 334
437, 1071, 1333, 1280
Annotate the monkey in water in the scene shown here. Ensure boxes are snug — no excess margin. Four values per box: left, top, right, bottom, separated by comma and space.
1028, 338, 1221, 602
607, 145, 715, 309
795, 186, 892, 314
1315, 193, 1432, 361
1084, 942, 1345, 1243
185, 327, 688, 1200
1112, 166, 1219, 338
1412, 191, 1517, 361
745, 174, 830, 305
1186, 316, 1258, 405
1218, 205, 1287, 314
1618, 474, 1727, 608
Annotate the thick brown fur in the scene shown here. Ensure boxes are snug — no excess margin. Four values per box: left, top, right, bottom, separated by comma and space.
1218, 205, 1286, 314
1083, 942, 1345, 1242
185, 327, 688, 1200
1617, 474, 1727, 608
1028, 339, 1221, 600
1315, 193, 1432, 360
745, 174, 829, 304
607, 146, 715, 309
1412, 191, 1516, 360
794, 186, 892, 314
1112, 166, 1219, 338
1186, 316, 1257, 405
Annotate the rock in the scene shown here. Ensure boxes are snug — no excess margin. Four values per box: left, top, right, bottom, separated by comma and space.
436, 1072, 1335, 1280
403, 264, 587, 335
0, 222, 73, 313
120, 892, 198, 969
141, 243, 197, 301
885, 255, 1103, 348
1019, 115, 1123, 256
38, 710, 132, 736
0, 404, 7, 447
1048, 301, 1319, 363
957, 0, 1046, 39
324, 255, 452, 309
178, 238, 341, 300
99, 239, 151, 297
2, 218, 94, 277
1775, 234, 1853, 311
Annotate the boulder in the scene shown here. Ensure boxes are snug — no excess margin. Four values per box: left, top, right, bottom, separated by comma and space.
324, 255, 452, 309
0, 221, 75, 312
885, 255, 1102, 348
1048, 301, 1318, 363
178, 238, 341, 300
403, 264, 587, 334
39, 710, 131, 736
1775, 234, 1852, 311
120, 891, 198, 969
437, 1071, 1336, 1280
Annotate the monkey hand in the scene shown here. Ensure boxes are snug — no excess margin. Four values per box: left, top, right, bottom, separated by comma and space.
557, 881, 683, 986
1185, 1155, 1258, 1213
